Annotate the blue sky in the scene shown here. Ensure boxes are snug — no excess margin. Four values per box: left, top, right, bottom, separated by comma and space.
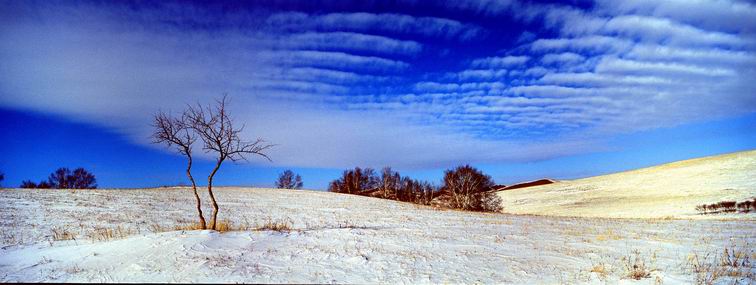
1, 0, 755, 189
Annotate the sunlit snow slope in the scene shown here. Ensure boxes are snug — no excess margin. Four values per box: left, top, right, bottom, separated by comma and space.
496, 150, 756, 219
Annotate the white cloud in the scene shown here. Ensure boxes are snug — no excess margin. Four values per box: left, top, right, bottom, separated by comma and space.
594, 0, 756, 34
595, 57, 736, 78
540, 52, 585, 65
470, 55, 530, 68
266, 12, 483, 41
624, 44, 755, 66
271, 67, 392, 84
530, 36, 633, 53
602, 15, 746, 47
539, 72, 674, 87
282, 32, 422, 57
261, 50, 410, 73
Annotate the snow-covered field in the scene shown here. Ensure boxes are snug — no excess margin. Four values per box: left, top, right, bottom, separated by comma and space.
496, 150, 756, 219
0, 187, 754, 283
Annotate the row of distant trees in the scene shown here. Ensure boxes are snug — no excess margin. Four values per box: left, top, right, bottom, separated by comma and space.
327, 165, 502, 212
2, 164, 499, 212
19, 167, 97, 189
1, 168, 298, 190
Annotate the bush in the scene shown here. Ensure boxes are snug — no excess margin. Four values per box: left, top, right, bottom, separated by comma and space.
275, 170, 303, 189
19, 180, 52, 189
441, 165, 496, 211
18, 167, 96, 189
480, 191, 503, 212
48, 167, 97, 189
736, 200, 754, 212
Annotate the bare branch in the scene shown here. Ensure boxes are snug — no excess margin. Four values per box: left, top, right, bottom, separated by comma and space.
184, 94, 275, 230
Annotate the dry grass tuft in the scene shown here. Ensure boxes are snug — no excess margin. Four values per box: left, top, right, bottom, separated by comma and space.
622, 249, 656, 280
589, 262, 609, 280
256, 220, 292, 232
688, 244, 753, 285
86, 225, 135, 242
169, 218, 293, 233
214, 220, 234, 232
50, 226, 77, 241
595, 229, 622, 241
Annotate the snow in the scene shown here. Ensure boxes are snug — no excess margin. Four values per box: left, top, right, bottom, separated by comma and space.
1, 185, 754, 283
496, 150, 756, 219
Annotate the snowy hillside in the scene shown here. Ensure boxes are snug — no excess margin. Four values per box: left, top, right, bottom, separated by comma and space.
496, 150, 756, 219
0, 187, 753, 283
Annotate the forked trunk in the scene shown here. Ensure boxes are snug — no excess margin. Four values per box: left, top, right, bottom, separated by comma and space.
186, 154, 206, 229
207, 159, 223, 230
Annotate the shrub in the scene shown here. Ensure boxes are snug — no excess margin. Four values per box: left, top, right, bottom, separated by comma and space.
47, 167, 97, 189
275, 170, 303, 189
736, 199, 755, 212
19, 168, 96, 189
19, 180, 52, 189
20, 180, 38, 188
480, 191, 503, 212
441, 165, 496, 211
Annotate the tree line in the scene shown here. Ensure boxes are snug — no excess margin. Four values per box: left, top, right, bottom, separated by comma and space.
327, 165, 502, 212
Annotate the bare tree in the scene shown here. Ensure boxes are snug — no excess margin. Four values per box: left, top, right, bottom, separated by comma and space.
275, 170, 303, 189
328, 167, 378, 194
48, 168, 71, 189
46, 167, 97, 189
379, 167, 401, 199
187, 95, 274, 230
441, 165, 496, 211
152, 111, 206, 229
70, 168, 97, 189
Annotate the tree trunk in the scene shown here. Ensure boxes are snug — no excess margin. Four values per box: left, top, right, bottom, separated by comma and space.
207, 159, 223, 230
186, 154, 206, 229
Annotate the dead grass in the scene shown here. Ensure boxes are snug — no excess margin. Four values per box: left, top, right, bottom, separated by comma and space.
168, 218, 293, 233
688, 244, 753, 285
589, 262, 609, 280
595, 229, 622, 241
622, 249, 656, 280
50, 226, 77, 241
86, 225, 135, 242
256, 220, 292, 232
